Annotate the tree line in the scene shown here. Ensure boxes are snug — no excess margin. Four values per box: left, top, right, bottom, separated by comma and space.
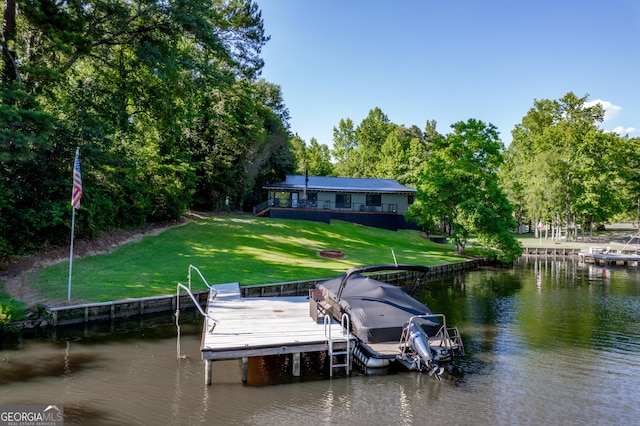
2, 1, 638, 263
292, 96, 639, 261
1, 0, 293, 258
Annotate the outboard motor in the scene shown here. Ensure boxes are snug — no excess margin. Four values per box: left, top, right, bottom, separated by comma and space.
404, 321, 444, 379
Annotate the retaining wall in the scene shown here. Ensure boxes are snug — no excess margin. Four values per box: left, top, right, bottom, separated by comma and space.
43, 291, 209, 326
43, 259, 483, 326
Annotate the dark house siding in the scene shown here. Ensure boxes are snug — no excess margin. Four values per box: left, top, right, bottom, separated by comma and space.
269, 208, 420, 231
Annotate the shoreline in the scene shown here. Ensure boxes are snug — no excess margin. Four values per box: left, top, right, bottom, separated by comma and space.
2, 218, 638, 330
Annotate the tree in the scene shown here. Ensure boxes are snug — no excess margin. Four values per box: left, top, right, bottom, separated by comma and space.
407, 119, 522, 262
332, 118, 358, 176
503, 92, 628, 240
616, 136, 640, 225
332, 107, 398, 178
2, 0, 17, 84
402, 124, 431, 187
354, 107, 392, 176
375, 124, 429, 186
289, 134, 307, 175
0, 0, 285, 257
306, 138, 333, 176
288, 135, 332, 176
376, 129, 408, 180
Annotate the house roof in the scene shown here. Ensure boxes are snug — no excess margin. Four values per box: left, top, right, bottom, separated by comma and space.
263, 175, 416, 194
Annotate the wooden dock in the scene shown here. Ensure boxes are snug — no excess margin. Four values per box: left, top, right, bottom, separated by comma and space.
522, 247, 583, 256
579, 252, 640, 267
200, 283, 349, 384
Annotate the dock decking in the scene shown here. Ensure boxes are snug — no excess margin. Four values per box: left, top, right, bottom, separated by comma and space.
580, 252, 640, 267
200, 283, 349, 384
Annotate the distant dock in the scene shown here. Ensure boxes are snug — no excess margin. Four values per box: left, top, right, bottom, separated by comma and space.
522, 247, 583, 256
522, 246, 640, 267
579, 247, 640, 267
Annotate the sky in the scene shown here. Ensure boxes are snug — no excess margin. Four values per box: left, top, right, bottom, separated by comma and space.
253, 0, 639, 149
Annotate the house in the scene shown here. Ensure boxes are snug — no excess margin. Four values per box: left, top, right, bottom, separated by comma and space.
259, 175, 419, 231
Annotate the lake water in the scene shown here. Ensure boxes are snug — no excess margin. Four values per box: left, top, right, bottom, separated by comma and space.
1, 257, 639, 425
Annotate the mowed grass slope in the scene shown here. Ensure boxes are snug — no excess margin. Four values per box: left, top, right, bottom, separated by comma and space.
34, 216, 465, 302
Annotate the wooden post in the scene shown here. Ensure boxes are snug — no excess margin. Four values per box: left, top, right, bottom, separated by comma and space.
205, 360, 212, 385
241, 357, 248, 383
292, 353, 301, 377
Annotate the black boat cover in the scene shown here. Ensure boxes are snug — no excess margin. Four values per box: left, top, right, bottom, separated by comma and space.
317, 273, 433, 343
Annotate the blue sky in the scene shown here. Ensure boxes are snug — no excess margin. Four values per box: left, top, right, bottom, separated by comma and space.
255, 0, 639, 148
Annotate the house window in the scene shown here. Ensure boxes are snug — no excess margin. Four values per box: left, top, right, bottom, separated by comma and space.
366, 194, 382, 207
271, 191, 291, 208
335, 193, 351, 209
408, 195, 414, 205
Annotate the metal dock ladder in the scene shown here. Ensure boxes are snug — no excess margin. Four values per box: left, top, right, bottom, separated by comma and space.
325, 313, 352, 377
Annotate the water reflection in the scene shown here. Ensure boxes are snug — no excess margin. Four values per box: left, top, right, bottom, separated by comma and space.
1, 257, 639, 425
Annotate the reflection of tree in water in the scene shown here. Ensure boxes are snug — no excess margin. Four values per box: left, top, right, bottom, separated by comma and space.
518, 256, 587, 289
0, 351, 100, 385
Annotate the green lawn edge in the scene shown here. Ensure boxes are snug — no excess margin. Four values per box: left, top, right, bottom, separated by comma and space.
17, 216, 467, 304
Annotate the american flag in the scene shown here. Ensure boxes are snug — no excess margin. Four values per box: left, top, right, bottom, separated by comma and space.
71, 148, 82, 209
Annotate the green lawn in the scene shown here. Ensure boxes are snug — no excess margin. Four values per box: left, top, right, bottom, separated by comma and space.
29, 216, 466, 303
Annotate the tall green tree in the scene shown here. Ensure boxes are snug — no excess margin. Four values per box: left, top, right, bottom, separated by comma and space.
332, 118, 358, 177
375, 124, 429, 186
616, 136, 640, 225
376, 129, 408, 180
408, 119, 521, 262
289, 134, 307, 175
353, 107, 392, 177
332, 107, 395, 178
288, 135, 332, 176
306, 138, 333, 176
0, 0, 286, 258
503, 92, 627, 239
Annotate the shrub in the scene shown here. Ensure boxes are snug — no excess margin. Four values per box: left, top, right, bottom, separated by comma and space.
0, 300, 13, 326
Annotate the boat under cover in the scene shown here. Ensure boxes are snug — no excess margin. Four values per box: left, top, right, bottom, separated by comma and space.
312, 264, 464, 378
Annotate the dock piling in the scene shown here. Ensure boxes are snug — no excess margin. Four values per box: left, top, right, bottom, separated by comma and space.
293, 353, 301, 377
205, 360, 213, 385
241, 357, 248, 383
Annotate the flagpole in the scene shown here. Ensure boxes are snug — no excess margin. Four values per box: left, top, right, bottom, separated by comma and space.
68, 147, 82, 301
539, 222, 542, 246
68, 206, 75, 301
537, 221, 543, 246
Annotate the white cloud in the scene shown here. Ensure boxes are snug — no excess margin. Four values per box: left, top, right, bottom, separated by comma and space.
609, 126, 636, 135
584, 99, 622, 121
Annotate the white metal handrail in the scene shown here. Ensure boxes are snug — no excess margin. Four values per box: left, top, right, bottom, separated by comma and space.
176, 265, 219, 360
187, 264, 213, 290
175, 283, 219, 330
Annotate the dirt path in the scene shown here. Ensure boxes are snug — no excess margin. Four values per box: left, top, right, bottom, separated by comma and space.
1, 217, 193, 309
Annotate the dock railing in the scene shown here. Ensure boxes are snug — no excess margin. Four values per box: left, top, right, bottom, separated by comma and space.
176, 265, 219, 331
175, 265, 220, 359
